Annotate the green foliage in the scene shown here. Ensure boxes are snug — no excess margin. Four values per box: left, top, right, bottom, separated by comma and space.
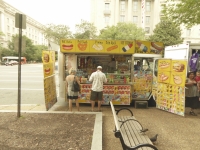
7, 34, 47, 62
34, 45, 48, 62
98, 22, 145, 40
148, 19, 183, 46
163, 0, 200, 27
43, 24, 72, 44
73, 20, 97, 39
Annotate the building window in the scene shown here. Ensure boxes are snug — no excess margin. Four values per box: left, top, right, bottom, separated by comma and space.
146, 1, 151, 12
7, 18, 9, 24
105, 16, 110, 23
13, 27, 15, 33
133, 16, 138, 23
186, 29, 191, 36
145, 27, 150, 34
7, 26, 10, 32
133, 0, 138, 11
105, 3, 109, 10
120, 15, 125, 22
145, 16, 150, 24
120, 0, 125, 11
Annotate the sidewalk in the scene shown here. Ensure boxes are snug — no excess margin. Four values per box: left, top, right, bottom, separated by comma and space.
0, 104, 47, 112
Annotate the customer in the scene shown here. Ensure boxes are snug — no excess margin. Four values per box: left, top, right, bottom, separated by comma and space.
89, 66, 107, 111
185, 71, 199, 116
66, 68, 81, 112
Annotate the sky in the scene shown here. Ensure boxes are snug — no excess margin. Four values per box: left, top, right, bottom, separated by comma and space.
4, 0, 91, 33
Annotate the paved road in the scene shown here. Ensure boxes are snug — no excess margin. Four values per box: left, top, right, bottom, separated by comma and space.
0, 63, 58, 105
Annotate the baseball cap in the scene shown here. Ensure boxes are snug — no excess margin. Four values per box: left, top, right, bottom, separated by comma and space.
97, 66, 102, 69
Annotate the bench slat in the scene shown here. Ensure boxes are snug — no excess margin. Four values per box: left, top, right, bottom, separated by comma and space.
121, 116, 147, 150
125, 116, 153, 150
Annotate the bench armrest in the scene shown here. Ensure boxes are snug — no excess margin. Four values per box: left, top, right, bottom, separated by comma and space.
115, 108, 134, 116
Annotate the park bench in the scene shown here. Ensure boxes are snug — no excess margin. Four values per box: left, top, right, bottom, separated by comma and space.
110, 101, 158, 150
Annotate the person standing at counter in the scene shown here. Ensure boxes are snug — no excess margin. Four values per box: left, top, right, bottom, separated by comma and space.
89, 66, 107, 112
66, 68, 81, 112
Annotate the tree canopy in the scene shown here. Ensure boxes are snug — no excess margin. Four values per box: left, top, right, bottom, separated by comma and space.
98, 22, 146, 40
163, 0, 200, 27
73, 20, 97, 39
43, 24, 72, 44
6, 35, 47, 62
148, 19, 183, 46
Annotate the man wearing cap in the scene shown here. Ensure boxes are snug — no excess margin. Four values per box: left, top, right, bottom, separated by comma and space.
89, 66, 107, 111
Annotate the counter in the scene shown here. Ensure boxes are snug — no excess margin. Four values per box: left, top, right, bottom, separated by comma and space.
78, 84, 131, 105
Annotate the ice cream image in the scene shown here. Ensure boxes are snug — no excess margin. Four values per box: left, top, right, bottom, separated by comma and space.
136, 41, 148, 53
122, 43, 133, 52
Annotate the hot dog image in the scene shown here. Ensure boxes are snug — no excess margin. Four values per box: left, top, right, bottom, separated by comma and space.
151, 42, 163, 51
107, 45, 118, 51
173, 75, 182, 85
92, 44, 103, 51
44, 68, 51, 75
159, 73, 169, 81
159, 61, 170, 69
62, 44, 73, 50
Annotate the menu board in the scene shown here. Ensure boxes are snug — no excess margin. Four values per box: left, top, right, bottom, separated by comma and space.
79, 84, 131, 105
132, 70, 153, 99
156, 59, 187, 116
42, 50, 57, 111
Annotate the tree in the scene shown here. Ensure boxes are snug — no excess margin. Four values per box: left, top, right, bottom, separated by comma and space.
98, 22, 146, 40
34, 45, 48, 62
73, 20, 97, 39
43, 24, 72, 44
163, 0, 200, 27
148, 19, 183, 46
7, 35, 46, 62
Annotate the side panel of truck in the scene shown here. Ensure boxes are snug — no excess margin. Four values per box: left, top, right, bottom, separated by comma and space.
164, 44, 190, 60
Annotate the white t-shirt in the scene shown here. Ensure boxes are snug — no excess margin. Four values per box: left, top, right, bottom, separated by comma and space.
89, 70, 107, 92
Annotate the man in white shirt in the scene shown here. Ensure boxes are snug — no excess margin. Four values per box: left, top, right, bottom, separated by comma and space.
89, 66, 107, 111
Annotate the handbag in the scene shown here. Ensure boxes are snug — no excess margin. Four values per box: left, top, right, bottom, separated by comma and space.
71, 76, 80, 92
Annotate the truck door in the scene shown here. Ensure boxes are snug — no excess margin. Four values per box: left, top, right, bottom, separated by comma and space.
132, 57, 154, 101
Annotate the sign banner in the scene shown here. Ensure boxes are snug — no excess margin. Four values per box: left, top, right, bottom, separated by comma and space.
60, 39, 164, 55
42, 50, 57, 111
156, 59, 187, 116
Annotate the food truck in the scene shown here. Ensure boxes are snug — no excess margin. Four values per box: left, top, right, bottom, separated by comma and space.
58, 39, 164, 105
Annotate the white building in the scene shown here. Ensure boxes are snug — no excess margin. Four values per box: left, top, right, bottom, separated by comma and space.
91, 0, 200, 43
0, 0, 48, 48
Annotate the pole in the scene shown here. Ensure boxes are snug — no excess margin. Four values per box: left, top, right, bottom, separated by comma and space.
17, 14, 22, 118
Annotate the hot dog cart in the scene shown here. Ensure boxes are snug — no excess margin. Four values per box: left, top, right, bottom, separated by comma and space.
58, 39, 164, 105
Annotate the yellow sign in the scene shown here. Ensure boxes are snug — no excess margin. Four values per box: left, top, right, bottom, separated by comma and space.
105, 40, 120, 53
119, 40, 135, 54
44, 75, 57, 110
158, 59, 171, 72
75, 39, 89, 53
135, 40, 150, 53
42, 51, 54, 78
170, 72, 185, 87
89, 40, 105, 53
60, 39, 164, 54
158, 71, 170, 84
60, 39, 76, 53
171, 60, 187, 74
150, 42, 164, 54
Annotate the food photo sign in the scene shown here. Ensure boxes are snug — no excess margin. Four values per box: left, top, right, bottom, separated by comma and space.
156, 59, 187, 116
42, 50, 57, 111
